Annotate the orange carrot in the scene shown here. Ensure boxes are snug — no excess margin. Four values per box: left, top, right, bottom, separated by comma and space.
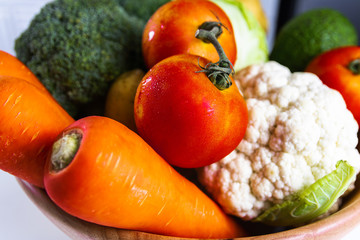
44, 116, 247, 238
0, 75, 74, 187
0, 50, 48, 93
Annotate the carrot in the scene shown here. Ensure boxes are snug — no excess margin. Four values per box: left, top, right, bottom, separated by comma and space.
0, 75, 74, 188
0, 50, 48, 93
44, 116, 247, 238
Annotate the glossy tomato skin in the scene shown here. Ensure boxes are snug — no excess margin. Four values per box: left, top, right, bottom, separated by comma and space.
306, 46, 360, 124
142, 0, 236, 69
134, 54, 248, 168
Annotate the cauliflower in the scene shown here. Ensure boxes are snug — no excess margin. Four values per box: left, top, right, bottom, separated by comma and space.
198, 61, 360, 221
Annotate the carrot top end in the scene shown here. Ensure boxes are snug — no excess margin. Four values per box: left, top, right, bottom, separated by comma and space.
50, 130, 82, 172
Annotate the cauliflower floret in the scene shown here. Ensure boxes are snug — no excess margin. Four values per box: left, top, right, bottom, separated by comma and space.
198, 61, 360, 220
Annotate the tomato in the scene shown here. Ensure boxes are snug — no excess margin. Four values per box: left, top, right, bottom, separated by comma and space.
306, 46, 360, 124
134, 54, 248, 168
142, 0, 236, 69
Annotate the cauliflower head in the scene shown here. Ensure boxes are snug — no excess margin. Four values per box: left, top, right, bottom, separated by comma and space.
198, 61, 360, 220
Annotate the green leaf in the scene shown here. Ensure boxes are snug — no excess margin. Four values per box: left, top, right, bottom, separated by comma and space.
254, 160, 356, 226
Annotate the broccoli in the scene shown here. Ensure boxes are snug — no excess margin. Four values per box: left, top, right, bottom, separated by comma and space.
15, 0, 167, 117
117, 0, 170, 21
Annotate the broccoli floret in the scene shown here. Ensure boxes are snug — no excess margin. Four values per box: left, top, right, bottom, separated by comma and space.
15, 0, 147, 117
117, 0, 170, 21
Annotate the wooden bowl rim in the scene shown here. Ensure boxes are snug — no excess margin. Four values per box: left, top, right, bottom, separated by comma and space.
17, 178, 360, 240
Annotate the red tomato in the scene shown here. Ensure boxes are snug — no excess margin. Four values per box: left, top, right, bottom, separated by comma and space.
306, 46, 360, 124
142, 0, 236, 69
134, 54, 248, 168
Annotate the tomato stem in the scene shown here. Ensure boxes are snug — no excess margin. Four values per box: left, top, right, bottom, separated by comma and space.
195, 21, 234, 90
50, 131, 82, 172
348, 59, 360, 75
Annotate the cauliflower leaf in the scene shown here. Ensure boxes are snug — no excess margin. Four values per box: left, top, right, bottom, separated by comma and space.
254, 160, 356, 226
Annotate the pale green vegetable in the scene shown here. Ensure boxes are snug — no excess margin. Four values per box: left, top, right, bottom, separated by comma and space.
210, 0, 268, 71
254, 160, 356, 226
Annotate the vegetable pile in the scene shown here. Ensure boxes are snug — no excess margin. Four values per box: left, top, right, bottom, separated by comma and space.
198, 61, 360, 222
45, 116, 245, 238
1, 0, 360, 238
14, 0, 169, 117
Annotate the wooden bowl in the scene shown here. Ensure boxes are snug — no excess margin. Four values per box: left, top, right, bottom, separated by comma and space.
17, 133, 360, 240
18, 173, 360, 240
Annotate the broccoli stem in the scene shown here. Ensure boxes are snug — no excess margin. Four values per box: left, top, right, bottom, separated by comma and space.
348, 59, 360, 75
50, 131, 82, 172
195, 21, 234, 90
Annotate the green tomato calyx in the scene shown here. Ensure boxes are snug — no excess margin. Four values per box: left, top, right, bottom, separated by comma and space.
348, 58, 360, 75
195, 21, 234, 90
